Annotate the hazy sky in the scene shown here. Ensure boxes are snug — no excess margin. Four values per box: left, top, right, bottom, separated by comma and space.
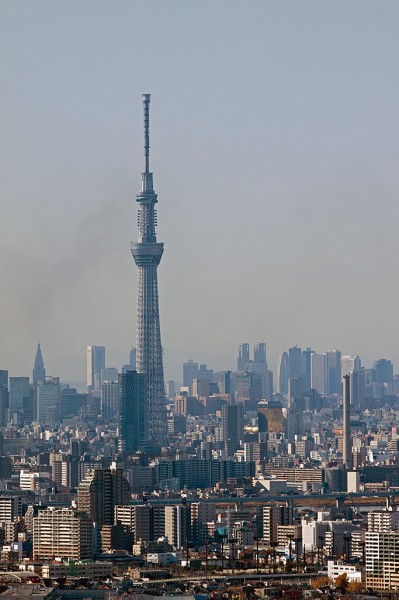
1, 1, 399, 384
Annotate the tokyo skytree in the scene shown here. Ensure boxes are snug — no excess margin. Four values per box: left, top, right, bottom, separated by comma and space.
131, 94, 166, 445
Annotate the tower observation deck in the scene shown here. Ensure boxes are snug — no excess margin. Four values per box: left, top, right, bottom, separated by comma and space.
131, 94, 166, 446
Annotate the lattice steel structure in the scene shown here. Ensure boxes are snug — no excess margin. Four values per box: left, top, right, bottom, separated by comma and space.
131, 94, 166, 445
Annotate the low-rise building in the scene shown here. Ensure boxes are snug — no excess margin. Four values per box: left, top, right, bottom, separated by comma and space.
41, 560, 113, 579
327, 560, 363, 583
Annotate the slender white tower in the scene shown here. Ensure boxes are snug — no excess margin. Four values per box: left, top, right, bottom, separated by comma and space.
131, 94, 166, 445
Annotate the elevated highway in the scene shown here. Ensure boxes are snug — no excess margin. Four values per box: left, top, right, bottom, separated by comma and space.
131, 490, 397, 507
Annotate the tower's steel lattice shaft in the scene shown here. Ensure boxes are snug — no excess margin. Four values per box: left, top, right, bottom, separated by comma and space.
131, 94, 166, 445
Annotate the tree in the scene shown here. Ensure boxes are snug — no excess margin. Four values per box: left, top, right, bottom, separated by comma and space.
347, 581, 364, 593
335, 573, 349, 589
311, 576, 330, 589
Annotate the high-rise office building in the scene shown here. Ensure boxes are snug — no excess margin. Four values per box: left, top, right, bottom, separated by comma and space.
118, 371, 146, 453
288, 345, 302, 379
192, 378, 210, 398
183, 359, 199, 392
36, 377, 61, 424
100, 367, 118, 386
221, 403, 244, 456
261, 370, 274, 402
350, 369, 365, 407
0, 373, 8, 427
277, 352, 289, 395
341, 354, 361, 377
122, 347, 137, 374
288, 378, 304, 406
253, 342, 267, 373
326, 349, 341, 395
301, 348, 313, 392
87, 346, 105, 392
198, 363, 214, 383
9, 376, 33, 424
0, 387, 7, 427
311, 353, 327, 395
9, 377, 30, 413
373, 359, 393, 385
33, 343, 45, 384
0, 370, 8, 389
237, 343, 250, 371
101, 380, 119, 421
130, 347, 136, 370
166, 380, 176, 399
131, 94, 166, 445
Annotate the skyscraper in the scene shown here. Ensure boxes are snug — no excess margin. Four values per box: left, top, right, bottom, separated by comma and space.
221, 403, 244, 457
9, 377, 30, 414
341, 354, 361, 377
183, 359, 199, 392
33, 343, 45, 384
0, 386, 7, 427
301, 347, 313, 391
131, 94, 166, 445
0, 370, 8, 389
0, 371, 8, 427
288, 345, 302, 379
118, 371, 146, 453
310, 352, 327, 395
87, 346, 105, 392
101, 380, 119, 421
77, 462, 130, 529
277, 352, 289, 395
129, 346, 136, 370
253, 342, 267, 372
326, 349, 341, 395
373, 358, 393, 384
36, 377, 61, 424
237, 343, 250, 371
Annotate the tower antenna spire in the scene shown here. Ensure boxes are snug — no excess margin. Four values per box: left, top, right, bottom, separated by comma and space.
141, 93, 153, 194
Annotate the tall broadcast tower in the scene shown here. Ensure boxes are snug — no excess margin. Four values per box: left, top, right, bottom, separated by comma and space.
131, 94, 166, 445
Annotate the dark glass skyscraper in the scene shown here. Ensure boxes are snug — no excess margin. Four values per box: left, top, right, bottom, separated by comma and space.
237, 343, 250, 371
0, 371, 8, 389
131, 94, 166, 445
118, 371, 146, 454
277, 352, 289, 395
33, 343, 45, 384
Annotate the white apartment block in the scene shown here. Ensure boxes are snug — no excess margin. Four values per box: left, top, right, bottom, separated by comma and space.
366, 531, 399, 591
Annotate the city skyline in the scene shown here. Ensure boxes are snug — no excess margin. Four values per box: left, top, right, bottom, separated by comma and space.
1, 2, 399, 382
3, 338, 398, 395
2, 3, 399, 592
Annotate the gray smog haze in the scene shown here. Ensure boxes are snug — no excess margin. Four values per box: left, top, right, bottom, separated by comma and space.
1, 1, 399, 384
